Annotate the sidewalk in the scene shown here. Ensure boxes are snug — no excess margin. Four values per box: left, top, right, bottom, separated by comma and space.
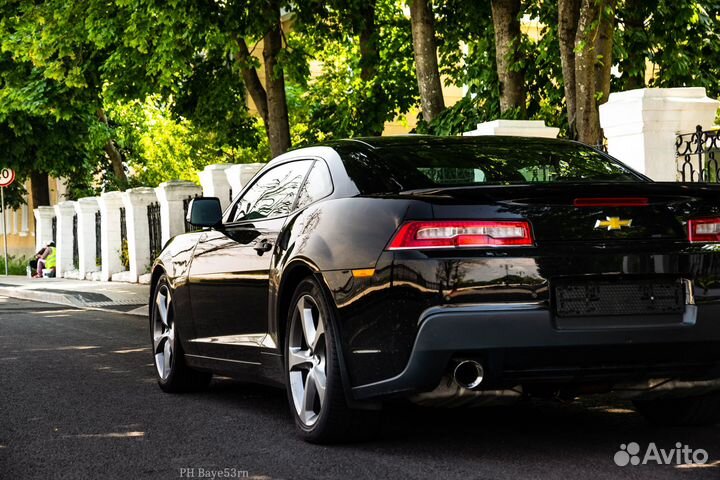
0, 275, 149, 316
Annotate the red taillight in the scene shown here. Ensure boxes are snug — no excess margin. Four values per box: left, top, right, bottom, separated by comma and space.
688, 218, 720, 243
573, 197, 649, 207
387, 220, 534, 250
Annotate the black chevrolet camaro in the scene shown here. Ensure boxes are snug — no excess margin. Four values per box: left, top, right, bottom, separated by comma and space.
149, 136, 720, 442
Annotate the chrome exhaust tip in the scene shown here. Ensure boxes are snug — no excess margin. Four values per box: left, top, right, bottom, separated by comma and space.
453, 360, 485, 389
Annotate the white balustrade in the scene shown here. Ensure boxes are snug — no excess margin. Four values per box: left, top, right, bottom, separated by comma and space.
53, 201, 76, 278
600, 87, 720, 181
155, 181, 202, 246
34, 206, 55, 252
463, 120, 560, 138
225, 163, 264, 202
74, 197, 101, 279
113, 187, 158, 283
199, 164, 233, 210
98, 191, 126, 281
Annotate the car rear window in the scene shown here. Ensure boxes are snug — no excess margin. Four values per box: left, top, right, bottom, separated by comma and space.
340, 140, 644, 194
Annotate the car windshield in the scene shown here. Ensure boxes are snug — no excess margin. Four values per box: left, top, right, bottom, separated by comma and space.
340, 139, 645, 194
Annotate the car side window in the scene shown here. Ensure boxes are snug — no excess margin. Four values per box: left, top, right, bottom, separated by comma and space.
295, 160, 333, 210
231, 160, 312, 223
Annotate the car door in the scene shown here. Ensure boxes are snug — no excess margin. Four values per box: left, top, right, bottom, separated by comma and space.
187, 159, 314, 361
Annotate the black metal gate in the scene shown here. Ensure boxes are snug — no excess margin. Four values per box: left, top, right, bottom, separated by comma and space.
147, 201, 161, 260
95, 211, 102, 266
120, 207, 128, 270
676, 125, 720, 182
72, 213, 79, 269
51, 216, 57, 243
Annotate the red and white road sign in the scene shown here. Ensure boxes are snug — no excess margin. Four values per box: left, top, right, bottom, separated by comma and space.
0, 168, 15, 187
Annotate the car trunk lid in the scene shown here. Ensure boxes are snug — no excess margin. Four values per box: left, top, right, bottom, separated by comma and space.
401, 183, 720, 244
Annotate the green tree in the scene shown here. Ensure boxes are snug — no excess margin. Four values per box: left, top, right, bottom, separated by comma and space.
615, 0, 720, 97
293, 0, 417, 139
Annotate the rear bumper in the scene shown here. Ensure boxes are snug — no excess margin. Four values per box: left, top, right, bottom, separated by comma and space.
351, 304, 720, 400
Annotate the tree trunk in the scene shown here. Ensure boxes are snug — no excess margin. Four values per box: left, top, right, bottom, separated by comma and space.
30, 171, 50, 207
594, 1, 616, 107
574, 0, 601, 145
358, 3, 379, 84
357, 2, 385, 136
96, 109, 128, 183
236, 38, 273, 152
236, 37, 270, 127
410, 0, 445, 123
558, 0, 581, 137
263, 6, 291, 158
491, 0, 526, 116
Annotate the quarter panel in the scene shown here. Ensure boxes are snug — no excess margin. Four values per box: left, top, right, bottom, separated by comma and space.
283, 197, 430, 271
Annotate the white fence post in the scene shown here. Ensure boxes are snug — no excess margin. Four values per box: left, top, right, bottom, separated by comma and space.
199, 164, 233, 211
115, 187, 158, 283
53, 201, 76, 278
599, 87, 720, 181
98, 191, 126, 282
34, 206, 55, 252
74, 197, 100, 279
155, 181, 203, 246
463, 120, 560, 138
225, 163, 264, 202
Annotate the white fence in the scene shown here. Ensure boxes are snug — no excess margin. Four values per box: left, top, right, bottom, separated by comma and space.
33, 163, 263, 283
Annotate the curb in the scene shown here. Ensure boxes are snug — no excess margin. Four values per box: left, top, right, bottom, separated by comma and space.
0, 286, 148, 317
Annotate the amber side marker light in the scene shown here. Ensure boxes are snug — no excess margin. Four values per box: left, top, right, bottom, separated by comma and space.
573, 197, 649, 207
351, 269, 375, 278
387, 220, 533, 250
688, 218, 720, 243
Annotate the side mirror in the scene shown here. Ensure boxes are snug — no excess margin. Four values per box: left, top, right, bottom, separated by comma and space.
187, 197, 222, 228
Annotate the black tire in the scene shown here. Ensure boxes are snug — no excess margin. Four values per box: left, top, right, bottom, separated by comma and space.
633, 391, 720, 426
285, 277, 380, 443
151, 274, 212, 393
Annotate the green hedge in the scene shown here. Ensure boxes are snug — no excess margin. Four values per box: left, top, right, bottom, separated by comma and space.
0, 254, 30, 276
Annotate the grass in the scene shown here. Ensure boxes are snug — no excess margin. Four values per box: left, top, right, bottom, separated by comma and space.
0, 254, 31, 275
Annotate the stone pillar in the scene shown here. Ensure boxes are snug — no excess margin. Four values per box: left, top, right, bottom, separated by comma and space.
19, 203, 29, 237
117, 187, 158, 283
53, 201, 76, 278
98, 191, 126, 282
199, 164, 233, 211
74, 197, 101, 279
34, 206, 55, 251
155, 181, 203, 246
225, 163, 263, 202
599, 87, 720, 181
463, 120, 560, 138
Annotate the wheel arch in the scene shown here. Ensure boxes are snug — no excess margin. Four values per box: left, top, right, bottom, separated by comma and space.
148, 263, 167, 316
276, 259, 322, 353
275, 260, 381, 410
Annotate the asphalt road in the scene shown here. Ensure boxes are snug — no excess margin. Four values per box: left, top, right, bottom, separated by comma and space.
1, 295, 718, 480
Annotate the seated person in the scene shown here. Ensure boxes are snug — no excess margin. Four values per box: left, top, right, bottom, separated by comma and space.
31, 241, 55, 278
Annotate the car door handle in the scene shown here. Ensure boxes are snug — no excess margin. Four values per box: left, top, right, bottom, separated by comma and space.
253, 240, 273, 255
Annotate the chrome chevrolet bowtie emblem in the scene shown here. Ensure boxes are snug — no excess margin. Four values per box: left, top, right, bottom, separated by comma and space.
594, 216, 632, 231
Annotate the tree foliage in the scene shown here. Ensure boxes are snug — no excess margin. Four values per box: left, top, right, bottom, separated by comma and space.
293, 0, 418, 141
1, 0, 720, 209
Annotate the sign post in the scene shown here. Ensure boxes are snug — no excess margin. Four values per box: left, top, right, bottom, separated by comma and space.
0, 168, 16, 276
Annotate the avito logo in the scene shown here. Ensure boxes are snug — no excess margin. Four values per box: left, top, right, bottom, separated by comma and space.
614, 442, 709, 467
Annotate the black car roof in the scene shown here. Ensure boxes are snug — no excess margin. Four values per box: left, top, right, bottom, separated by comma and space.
323, 135, 580, 152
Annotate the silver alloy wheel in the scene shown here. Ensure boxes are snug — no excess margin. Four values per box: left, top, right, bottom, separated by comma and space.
288, 294, 327, 427
153, 284, 175, 381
